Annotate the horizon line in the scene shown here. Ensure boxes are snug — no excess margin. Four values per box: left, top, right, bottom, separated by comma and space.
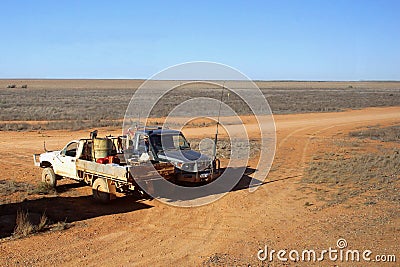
1, 78, 400, 82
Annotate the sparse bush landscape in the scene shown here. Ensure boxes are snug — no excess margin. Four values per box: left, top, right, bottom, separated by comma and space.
303, 148, 399, 206
0, 80, 399, 266
302, 124, 400, 207
0, 80, 399, 130
1, 0, 400, 264
0, 180, 33, 196
350, 124, 400, 142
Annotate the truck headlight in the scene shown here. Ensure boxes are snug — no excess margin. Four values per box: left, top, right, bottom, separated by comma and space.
176, 162, 183, 168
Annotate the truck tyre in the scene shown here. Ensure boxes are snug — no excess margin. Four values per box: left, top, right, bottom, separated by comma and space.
42, 167, 57, 188
92, 178, 111, 203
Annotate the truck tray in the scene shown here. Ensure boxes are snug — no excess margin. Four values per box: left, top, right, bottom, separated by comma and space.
76, 159, 129, 181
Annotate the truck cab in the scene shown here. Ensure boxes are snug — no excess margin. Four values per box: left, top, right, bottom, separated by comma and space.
126, 127, 220, 183
36, 140, 81, 180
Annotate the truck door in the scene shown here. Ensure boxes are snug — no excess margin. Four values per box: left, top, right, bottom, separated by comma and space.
55, 141, 78, 179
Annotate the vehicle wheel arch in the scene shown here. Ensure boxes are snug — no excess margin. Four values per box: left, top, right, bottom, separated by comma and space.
40, 161, 52, 168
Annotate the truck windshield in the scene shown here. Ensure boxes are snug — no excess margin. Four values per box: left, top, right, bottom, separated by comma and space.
150, 133, 190, 152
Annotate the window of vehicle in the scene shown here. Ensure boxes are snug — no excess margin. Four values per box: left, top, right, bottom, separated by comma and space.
173, 134, 190, 149
64, 142, 78, 157
150, 133, 190, 152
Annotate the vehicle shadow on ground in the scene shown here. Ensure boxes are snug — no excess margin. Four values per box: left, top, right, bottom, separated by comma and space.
233, 168, 301, 190
0, 195, 152, 239
231, 167, 258, 191
143, 166, 274, 203
177, 167, 264, 191
55, 182, 86, 193
148, 166, 302, 204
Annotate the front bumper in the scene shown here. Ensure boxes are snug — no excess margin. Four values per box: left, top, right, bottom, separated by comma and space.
33, 154, 41, 167
174, 170, 221, 183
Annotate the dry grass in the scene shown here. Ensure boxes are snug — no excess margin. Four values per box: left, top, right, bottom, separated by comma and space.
0, 180, 56, 197
303, 124, 400, 207
0, 120, 122, 131
303, 148, 399, 206
29, 182, 56, 195
13, 210, 35, 237
0, 88, 132, 122
304, 149, 399, 185
189, 138, 261, 159
11, 210, 70, 239
0, 180, 58, 205
51, 220, 70, 231
37, 213, 48, 231
13, 210, 48, 238
0, 180, 35, 200
350, 124, 400, 143
0, 81, 399, 131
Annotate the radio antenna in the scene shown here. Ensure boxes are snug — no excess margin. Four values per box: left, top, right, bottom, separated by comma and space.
137, 111, 141, 129
213, 82, 225, 160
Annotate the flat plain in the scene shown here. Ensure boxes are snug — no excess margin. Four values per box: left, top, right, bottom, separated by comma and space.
0, 80, 399, 266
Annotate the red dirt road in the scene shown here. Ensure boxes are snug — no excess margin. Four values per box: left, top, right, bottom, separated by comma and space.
0, 107, 399, 266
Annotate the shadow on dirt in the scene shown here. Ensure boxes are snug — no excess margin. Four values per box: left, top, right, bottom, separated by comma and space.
147, 166, 302, 204
0, 167, 276, 238
231, 167, 258, 191
169, 167, 260, 190
233, 168, 301, 190
0, 195, 152, 239
142, 166, 273, 204
55, 182, 86, 193
183, 166, 269, 191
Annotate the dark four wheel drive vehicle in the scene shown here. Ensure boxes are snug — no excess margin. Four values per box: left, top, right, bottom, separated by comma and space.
125, 126, 221, 183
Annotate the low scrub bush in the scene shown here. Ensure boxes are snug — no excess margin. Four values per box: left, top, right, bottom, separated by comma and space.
0, 85, 399, 131
13, 210, 48, 238
29, 182, 56, 195
350, 125, 400, 143
303, 148, 400, 206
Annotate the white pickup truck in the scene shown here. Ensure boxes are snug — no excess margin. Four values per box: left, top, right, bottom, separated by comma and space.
33, 135, 174, 202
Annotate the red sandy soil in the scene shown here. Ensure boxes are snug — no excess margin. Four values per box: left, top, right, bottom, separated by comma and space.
0, 107, 399, 266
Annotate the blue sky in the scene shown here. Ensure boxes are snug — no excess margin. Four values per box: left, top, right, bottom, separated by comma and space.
0, 0, 399, 80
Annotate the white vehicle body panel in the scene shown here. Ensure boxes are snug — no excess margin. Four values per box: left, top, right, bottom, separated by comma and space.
37, 140, 81, 179
56, 153, 77, 179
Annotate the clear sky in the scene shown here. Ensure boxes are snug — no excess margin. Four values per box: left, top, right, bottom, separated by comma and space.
0, 0, 399, 80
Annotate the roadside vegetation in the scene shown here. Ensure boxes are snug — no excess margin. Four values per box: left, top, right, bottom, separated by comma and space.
0, 181, 69, 240
0, 180, 33, 196
13, 209, 48, 238
302, 125, 400, 207
349, 125, 400, 143
0, 180, 57, 206
303, 148, 399, 206
11, 209, 69, 239
189, 138, 261, 159
0, 83, 399, 131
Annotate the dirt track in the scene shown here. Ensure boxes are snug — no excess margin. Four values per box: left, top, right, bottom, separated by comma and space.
0, 107, 399, 266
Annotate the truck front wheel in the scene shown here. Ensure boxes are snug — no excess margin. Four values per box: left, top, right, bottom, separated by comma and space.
92, 178, 112, 203
42, 167, 57, 188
